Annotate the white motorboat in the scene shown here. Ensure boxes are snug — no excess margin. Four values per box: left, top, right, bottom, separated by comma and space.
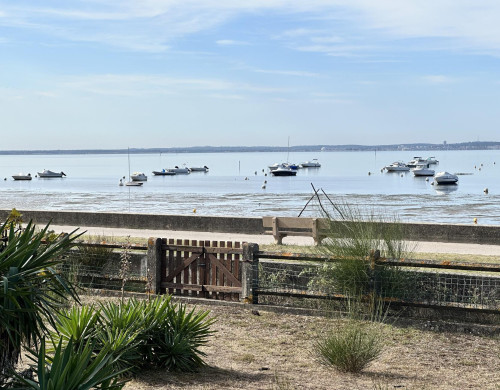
130, 172, 147, 181
384, 162, 410, 172
270, 164, 297, 176
38, 169, 66, 178
166, 166, 190, 174
12, 173, 32, 180
299, 159, 321, 168
152, 169, 176, 176
407, 157, 425, 168
434, 171, 458, 184
189, 166, 209, 172
425, 157, 439, 165
126, 181, 143, 187
412, 164, 435, 177
269, 162, 299, 171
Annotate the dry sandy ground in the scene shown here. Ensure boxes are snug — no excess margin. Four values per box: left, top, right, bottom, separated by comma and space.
51, 224, 500, 257
119, 301, 499, 390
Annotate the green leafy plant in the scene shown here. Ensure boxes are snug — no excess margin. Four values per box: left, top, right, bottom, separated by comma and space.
13, 338, 128, 390
50, 296, 216, 374
0, 220, 81, 384
152, 302, 216, 371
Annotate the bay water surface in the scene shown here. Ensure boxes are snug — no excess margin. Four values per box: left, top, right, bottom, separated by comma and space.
0, 150, 499, 224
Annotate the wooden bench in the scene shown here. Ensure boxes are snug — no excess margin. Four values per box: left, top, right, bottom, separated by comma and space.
262, 217, 328, 245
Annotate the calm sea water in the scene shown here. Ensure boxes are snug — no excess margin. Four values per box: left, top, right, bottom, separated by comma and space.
0, 150, 499, 224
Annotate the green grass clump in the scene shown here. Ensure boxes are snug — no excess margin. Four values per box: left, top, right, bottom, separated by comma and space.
314, 320, 383, 373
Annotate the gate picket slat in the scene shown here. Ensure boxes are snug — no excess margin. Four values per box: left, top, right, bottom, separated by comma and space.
183, 239, 190, 296
167, 238, 175, 294
191, 240, 198, 297
219, 241, 226, 300
160, 238, 167, 295
233, 242, 241, 301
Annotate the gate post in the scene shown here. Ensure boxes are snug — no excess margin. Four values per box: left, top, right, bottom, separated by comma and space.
147, 237, 163, 294
242, 242, 259, 304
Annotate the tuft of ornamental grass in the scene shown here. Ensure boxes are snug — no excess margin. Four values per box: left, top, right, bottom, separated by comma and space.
314, 319, 383, 373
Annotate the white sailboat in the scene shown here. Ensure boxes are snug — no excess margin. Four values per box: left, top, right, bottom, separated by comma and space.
125, 148, 143, 186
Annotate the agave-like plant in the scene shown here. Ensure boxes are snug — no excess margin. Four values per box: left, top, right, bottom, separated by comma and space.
0, 220, 81, 383
12, 338, 128, 390
50, 305, 101, 350
154, 303, 216, 371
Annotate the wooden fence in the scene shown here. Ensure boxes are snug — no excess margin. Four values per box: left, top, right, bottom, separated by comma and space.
145, 239, 500, 316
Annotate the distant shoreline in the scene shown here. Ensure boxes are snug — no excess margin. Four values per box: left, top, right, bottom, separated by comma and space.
0, 141, 499, 155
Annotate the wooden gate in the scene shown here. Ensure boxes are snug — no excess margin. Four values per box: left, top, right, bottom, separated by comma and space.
159, 239, 243, 300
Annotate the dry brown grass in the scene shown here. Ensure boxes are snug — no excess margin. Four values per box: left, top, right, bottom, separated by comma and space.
95, 297, 499, 390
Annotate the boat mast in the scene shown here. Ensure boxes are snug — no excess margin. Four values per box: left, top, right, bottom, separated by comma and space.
128, 147, 131, 181
287, 136, 290, 163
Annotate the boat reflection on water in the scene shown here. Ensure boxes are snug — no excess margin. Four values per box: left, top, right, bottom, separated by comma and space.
434, 185, 458, 195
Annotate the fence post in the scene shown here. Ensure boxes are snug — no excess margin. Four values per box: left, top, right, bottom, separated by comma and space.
242, 242, 259, 304
147, 237, 163, 295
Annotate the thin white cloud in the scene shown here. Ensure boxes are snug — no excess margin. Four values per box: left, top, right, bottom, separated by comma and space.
58, 74, 290, 97
209, 93, 245, 100
254, 69, 320, 77
216, 39, 249, 46
421, 75, 455, 84
3, 1, 500, 55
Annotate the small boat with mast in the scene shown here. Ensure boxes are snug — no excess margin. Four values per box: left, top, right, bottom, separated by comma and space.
124, 148, 143, 186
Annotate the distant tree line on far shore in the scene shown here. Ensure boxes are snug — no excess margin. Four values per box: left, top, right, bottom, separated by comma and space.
0, 141, 499, 155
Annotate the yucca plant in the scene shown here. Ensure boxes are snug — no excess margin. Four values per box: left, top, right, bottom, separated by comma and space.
0, 220, 81, 384
152, 303, 216, 371
101, 296, 216, 372
12, 338, 128, 390
49, 305, 101, 355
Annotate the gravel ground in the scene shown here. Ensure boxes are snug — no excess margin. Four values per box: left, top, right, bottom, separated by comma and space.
75, 296, 499, 390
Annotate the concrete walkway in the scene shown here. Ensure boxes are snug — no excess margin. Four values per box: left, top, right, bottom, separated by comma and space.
50, 224, 500, 256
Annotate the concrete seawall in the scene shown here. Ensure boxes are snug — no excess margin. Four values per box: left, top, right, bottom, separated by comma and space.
0, 209, 265, 235
1, 209, 499, 245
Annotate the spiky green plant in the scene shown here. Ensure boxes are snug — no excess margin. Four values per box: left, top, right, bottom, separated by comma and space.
50, 305, 101, 350
12, 338, 128, 390
51, 297, 216, 374
152, 302, 216, 371
0, 220, 81, 384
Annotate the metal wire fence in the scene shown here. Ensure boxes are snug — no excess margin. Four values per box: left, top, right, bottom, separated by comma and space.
57, 245, 148, 293
257, 258, 500, 312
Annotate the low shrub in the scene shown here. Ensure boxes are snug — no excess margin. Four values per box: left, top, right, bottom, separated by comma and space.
314, 320, 383, 373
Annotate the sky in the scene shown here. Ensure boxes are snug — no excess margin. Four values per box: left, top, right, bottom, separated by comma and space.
1, 1, 500, 150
